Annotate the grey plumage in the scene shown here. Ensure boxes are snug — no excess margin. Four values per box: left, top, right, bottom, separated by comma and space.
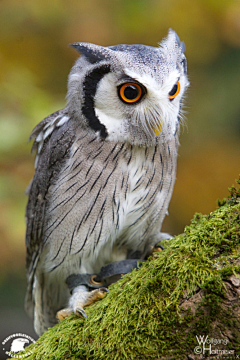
25, 29, 189, 335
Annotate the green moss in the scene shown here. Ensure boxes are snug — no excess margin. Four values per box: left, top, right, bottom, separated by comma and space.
12, 177, 240, 359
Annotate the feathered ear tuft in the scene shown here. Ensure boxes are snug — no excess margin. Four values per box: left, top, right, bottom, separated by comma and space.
161, 29, 186, 55
70, 43, 112, 64
169, 28, 185, 54
159, 29, 187, 74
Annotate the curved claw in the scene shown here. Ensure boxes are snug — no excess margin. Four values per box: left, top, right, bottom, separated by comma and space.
99, 287, 110, 295
76, 307, 88, 319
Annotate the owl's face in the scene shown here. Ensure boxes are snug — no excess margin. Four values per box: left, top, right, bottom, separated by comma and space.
67, 29, 188, 146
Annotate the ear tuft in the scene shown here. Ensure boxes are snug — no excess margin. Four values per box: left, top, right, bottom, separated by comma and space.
160, 29, 186, 56
70, 43, 111, 64
165, 29, 186, 54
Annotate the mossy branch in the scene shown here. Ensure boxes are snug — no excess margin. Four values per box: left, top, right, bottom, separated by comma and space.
13, 177, 240, 360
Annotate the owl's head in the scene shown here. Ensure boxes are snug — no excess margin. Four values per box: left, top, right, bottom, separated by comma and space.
67, 29, 189, 146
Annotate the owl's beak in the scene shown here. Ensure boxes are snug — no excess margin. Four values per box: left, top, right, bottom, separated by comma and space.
153, 121, 162, 136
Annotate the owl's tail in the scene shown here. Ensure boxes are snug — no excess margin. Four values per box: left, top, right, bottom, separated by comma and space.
25, 272, 68, 336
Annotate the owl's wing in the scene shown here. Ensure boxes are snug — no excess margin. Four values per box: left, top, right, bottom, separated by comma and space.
25, 109, 75, 316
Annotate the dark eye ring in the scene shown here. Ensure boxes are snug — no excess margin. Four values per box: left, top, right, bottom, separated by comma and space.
168, 80, 181, 100
118, 82, 144, 104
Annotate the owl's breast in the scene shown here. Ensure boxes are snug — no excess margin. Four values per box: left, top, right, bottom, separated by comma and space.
43, 131, 178, 274
115, 142, 177, 252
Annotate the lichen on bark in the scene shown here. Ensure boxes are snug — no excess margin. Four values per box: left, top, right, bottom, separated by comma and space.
12, 176, 240, 360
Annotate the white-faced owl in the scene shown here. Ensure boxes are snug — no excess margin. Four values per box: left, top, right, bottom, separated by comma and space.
25, 29, 189, 335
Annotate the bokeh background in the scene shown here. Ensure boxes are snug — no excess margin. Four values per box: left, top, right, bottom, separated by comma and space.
0, 0, 240, 355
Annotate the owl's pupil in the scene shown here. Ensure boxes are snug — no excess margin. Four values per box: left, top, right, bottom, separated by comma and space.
169, 84, 178, 96
124, 85, 139, 100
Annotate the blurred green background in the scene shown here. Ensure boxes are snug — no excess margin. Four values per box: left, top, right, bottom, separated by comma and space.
0, 0, 240, 350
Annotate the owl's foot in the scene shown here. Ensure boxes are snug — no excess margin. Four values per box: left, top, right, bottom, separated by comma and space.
147, 232, 173, 257
56, 285, 109, 321
56, 307, 73, 321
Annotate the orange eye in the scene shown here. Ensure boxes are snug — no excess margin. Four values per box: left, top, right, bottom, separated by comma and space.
119, 82, 143, 104
168, 80, 181, 100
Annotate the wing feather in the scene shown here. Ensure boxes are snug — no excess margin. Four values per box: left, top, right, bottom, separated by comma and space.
25, 109, 75, 315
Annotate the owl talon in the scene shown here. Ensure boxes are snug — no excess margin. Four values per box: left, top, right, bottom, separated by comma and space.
98, 287, 110, 297
153, 245, 164, 253
76, 307, 88, 319
56, 307, 73, 321
66, 285, 110, 321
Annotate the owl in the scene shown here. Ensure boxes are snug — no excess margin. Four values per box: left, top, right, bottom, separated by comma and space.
25, 29, 188, 336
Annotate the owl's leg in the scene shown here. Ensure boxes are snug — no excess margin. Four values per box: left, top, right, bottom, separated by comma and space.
56, 285, 109, 321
